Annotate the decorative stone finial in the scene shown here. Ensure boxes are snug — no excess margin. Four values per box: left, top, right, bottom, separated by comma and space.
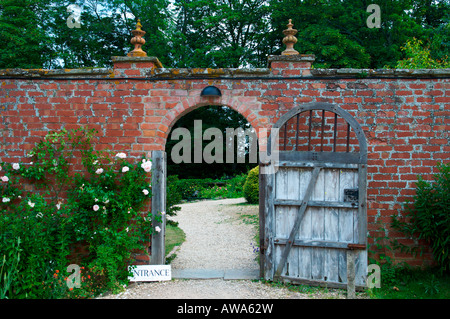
127, 19, 147, 57
281, 19, 299, 55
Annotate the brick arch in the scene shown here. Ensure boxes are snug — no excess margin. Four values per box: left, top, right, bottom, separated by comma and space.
159, 94, 268, 150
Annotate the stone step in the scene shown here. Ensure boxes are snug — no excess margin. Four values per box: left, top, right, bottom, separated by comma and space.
172, 268, 260, 280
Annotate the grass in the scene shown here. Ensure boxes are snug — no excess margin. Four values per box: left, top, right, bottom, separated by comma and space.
165, 223, 186, 264
259, 279, 350, 298
367, 266, 450, 299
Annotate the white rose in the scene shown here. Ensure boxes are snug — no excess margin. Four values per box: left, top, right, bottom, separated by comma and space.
122, 166, 129, 173
141, 159, 152, 173
12, 163, 20, 170
142, 189, 149, 196
93, 205, 100, 211
1, 176, 9, 182
95, 168, 103, 174
155, 226, 161, 233
116, 152, 127, 159
28, 201, 35, 208
2, 197, 10, 203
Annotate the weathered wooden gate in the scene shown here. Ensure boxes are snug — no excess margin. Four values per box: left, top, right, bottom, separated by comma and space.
260, 102, 368, 289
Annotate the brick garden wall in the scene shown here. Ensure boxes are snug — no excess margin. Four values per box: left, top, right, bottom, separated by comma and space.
1, 54, 449, 267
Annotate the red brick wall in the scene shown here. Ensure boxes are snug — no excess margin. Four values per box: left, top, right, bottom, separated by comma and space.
1, 56, 449, 267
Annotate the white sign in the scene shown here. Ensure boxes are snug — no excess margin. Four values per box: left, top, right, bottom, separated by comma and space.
128, 265, 172, 282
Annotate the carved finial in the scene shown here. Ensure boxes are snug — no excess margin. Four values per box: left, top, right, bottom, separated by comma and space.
127, 19, 147, 57
281, 19, 299, 55
136, 19, 143, 30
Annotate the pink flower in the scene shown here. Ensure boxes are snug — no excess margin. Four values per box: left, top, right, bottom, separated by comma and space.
1, 176, 9, 182
142, 189, 149, 196
95, 168, 103, 174
122, 166, 129, 173
12, 163, 20, 170
115, 152, 127, 159
93, 205, 100, 211
155, 226, 161, 233
141, 159, 152, 173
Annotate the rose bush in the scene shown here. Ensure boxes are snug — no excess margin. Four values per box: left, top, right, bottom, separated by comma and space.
0, 127, 155, 298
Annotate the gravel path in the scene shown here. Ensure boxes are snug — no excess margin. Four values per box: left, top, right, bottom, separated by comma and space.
170, 197, 260, 271
99, 198, 351, 299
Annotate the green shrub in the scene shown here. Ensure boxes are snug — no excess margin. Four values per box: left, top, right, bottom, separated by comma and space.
166, 175, 182, 226
243, 166, 259, 204
172, 178, 216, 200
0, 127, 154, 298
392, 162, 450, 273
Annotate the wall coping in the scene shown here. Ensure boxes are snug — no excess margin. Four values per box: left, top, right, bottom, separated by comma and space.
0, 67, 113, 78
111, 56, 164, 68
1, 58, 450, 79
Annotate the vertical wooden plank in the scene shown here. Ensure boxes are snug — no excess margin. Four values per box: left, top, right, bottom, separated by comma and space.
298, 168, 312, 280
286, 168, 300, 278
338, 169, 356, 282
275, 168, 288, 276
346, 250, 356, 299
311, 168, 325, 280
324, 168, 339, 283
150, 151, 166, 265
259, 165, 266, 279
355, 164, 368, 286
264, 163, 275, 281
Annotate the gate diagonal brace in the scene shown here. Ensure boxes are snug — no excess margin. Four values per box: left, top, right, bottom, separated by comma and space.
274, 166, 321, 279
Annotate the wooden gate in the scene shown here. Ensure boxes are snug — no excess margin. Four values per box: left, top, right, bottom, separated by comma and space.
260, 102, 368, 289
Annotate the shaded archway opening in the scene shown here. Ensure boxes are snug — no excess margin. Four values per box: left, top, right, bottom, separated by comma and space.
162, 104, 261, 274
166, 105, 259, 180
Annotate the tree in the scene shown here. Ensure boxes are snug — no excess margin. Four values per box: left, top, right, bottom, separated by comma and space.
267, 0, 449, 69
0, 0, 53, 68
396, 37, 450, 69
168, 0, 273, 68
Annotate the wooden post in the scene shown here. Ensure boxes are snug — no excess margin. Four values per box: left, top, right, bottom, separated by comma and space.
259, 165, 266, 279
150, 151, 166, 265
346, 250, 356, 299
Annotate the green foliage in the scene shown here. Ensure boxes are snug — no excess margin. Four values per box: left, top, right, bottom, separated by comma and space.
243, 166, 259, 204
396, 37, 450, 69
0, 192, 72, 298
368, 266, 450, 299
167, 174, 247, 202
0, 0, 53, 68
391, 163, 450, 273
0, 127, 154, 298
0, 237, 21, 299
1, 0, 450, 69
269, 0, 449, 69
166, 175, 182, 226
170, 0, 272, 68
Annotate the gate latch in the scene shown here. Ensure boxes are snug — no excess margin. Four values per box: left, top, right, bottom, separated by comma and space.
344, 189, 359, 203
